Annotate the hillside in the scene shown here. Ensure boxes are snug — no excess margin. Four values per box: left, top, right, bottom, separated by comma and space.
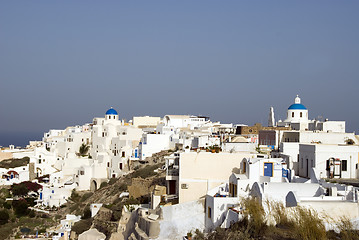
0, 151, 171, 239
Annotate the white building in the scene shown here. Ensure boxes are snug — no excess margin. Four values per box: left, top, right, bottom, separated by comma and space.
272, 95, 358, 176
132, 116, 161, 129
175, 151, 255, 204
38, 183, 76, 207
163, 115, 210, 130
298, 143, 359, 179
0, 164, 31, 185
51, 214, 81, 240
91, 108, 142, 178
277, 95, 346, 133
138, 134, 171, 161
205, 157, 289, 230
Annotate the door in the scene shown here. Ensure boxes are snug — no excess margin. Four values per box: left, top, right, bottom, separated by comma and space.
306, 159, 309, 178
264, 163, 273, 177
169, 180, 176, 195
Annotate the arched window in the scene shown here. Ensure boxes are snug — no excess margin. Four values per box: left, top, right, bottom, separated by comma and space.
300, 112, 303, 118
292, 112, 294, 118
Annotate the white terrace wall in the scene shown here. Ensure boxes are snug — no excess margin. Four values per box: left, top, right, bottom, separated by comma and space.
158, 200, 205, 240
179, 152, 254, 204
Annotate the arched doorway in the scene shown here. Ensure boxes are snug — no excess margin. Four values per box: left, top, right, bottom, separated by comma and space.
90, 180, 97, 192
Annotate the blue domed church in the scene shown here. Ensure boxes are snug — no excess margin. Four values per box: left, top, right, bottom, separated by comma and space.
277, 95, 309, 131
105, 107, 119, 121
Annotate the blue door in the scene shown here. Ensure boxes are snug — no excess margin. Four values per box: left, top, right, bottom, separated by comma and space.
282, 168, 288, 178
264, 163, 273, 177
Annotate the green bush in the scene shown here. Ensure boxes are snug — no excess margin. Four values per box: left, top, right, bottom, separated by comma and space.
118, 183, 127, 192
193, 229, 205, 240
82, 206, 91, 219
11, 181, 42, 196
12, 199, 29, 216
71, 219, 93, 235
3, 201, 11, 209
0, 188, 11, 198
41, 213, 49, 218
70, 203, 79, 213
28, 210, 36, 218
70, 189, 81, 202
80, 192, 93, 202
24, 197, 36, 207
11, 184, 29, 196
0, 157, 30, 168
109, 197, 140, 221
131, 163, 162, 179
0, 209, 9, 225
109, 178, 117, 185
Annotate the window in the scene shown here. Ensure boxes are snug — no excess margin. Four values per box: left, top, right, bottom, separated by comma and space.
208, 207, 212, 218
292, 112, 294, 117
122, 152, 125, 157
119, 163, 122, 170
342, 160, 347, 171
107, 162, 110, 167
38, 159, 41, 164
300, 112, 303, 118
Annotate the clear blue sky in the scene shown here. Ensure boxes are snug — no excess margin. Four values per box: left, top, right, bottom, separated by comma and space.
1, 1, 359, 146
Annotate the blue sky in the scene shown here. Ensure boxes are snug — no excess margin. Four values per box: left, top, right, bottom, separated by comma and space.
1, 1, 359, 146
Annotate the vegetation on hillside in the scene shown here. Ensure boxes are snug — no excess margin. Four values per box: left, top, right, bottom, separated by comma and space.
0, 157, 30, 169
11, 181, 42, 196
0, 183, 53, 240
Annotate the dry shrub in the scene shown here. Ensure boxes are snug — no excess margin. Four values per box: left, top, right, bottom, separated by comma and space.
242, 197, 266, 237
337, 216, 359, 240
292, 206, 326, 240
266, 200, 293, 228
265, 200, 326, 239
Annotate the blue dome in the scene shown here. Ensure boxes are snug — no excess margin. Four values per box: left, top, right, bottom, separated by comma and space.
288, 104, 307, 110
106, 108, 118, 115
